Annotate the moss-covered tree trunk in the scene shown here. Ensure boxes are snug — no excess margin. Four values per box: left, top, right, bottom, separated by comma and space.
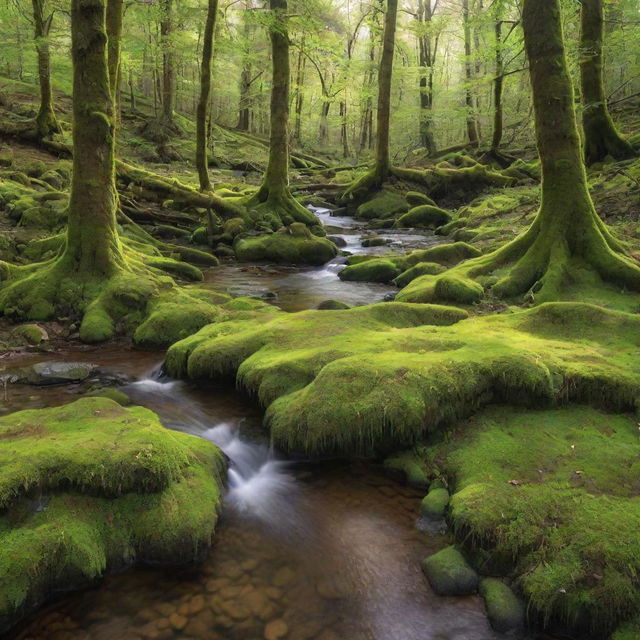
580, 0, 634, 165
63, 0, 124, 275
106, 0, 122, 102
32, 0, 59, 139
373, 0, 398, 184
491, 19, 504, 150
196, 0, 219, 192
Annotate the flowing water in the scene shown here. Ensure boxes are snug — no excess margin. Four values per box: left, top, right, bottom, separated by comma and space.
4, 210, 546, 640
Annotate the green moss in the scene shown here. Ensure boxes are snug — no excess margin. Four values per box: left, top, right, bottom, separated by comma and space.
355, 190, 409, 220
420, 487, 449, 519
338, 259, 401, 283
317, 300, 351, 310
87, 387, 131, 406
479, 578, 525, 633
406, 242, 482, 266
383, 449, 430, 489
392, 262, 446, 288
406, 191, 436, 207
146, 256, 203, 282
612, 618, 640, 640
165, 302, 640, 456
435, 405, 640, 634
0, 398, 224, 628
223, 217, 246, 238
9, 324, 48, 346
394, 205, 452, 229
421, 546, 479, 596
235, 225, 338, 266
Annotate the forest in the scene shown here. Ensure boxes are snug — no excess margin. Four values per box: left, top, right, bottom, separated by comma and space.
0, 0, 639, 638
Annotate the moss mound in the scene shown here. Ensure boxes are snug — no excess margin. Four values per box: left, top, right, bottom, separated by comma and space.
338, 259, 401, 283
421, 546, 479, 596
165, 300, 640, 456
479, 578, 525, 633
392, 262, 446, 288
433, 405, 640, 636
406, 191, 436, 207
355, 191, 408, 220
234, 224, 338, 266
383, 449, 430, 489
394, 205, 452, 229
420, 487, 449, 519
0, 398, 225, 630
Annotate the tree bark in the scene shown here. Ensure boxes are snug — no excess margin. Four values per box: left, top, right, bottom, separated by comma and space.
462, 0, 479, 146
491, 19, 504, 150
196, 0, 219, 192
160, 0, 175, 125
580, 0, 634, 165
63, 0, 124, 275
31, 0, 59, 138
293, 44, 305, 142
373, 0, 398, 183
417, 0, 436, 154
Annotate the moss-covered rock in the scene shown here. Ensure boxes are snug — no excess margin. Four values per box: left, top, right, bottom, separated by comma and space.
165, 302, 640, 456
235, 224, 338, 266
0, 398, 225, 632
394, 205, 452, 229
361, 236, 388, 248
406, 191, 436, 207
420, 487, 449, 519
383, 449, 430, 489
479, 578, 525, 633
87, 387, 131, 406
392, 262, 446, 288
317, 299, 351, 310
9, 324, 48, 346
355, 191, 409, 220
421, 546, 479, 596
338, 259, 401, 283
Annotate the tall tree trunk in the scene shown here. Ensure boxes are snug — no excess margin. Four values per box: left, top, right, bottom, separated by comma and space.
160, 0, 175, 125
196, 0, 219, 192
580, 0, 634, 165
64, 0, 124, 276
293, 45, 305, 142
236, 3, 253, 131
319, 100, 330, 145
31, 0, 59, 138
340, 100, 350, 158
491, 19, 504, 150
417, 0, 436, 154
373, 0, 398, 183
462, 0, 479, 146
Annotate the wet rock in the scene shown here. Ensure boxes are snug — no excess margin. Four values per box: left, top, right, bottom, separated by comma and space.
327, 235, 347, 248
17, 361, 98, 385
420, 488, 450, 519
479, 578, 525, 633
188, 594, 205, 615
272, 567, 295, 587
10, 324, 49, 346
421, 546, 479, 596
361, 236, 387, 248
168, 613, 187, 630
264, 618, 288, 640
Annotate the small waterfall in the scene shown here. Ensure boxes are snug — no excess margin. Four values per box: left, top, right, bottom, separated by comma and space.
125, 374, 299, 529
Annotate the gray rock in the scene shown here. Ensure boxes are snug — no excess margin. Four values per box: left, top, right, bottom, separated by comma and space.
21, 361, 98, 385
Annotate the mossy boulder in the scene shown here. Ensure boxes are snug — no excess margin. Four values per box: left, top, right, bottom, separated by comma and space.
392, 262, 446, 288
317, 299, 351, 310
479, 578, 525, 633
9, 324, 48, 346
0, 398, 225, 632
406, 242, 482, 266
406, 191, 436, 207
223, 217, 246, 238
421, 546, 479, 596
235, 224, 338, 266
87, 387, 131, 406
356, 191, 408, 220
383, 450, 430, 489
361, 236, 387, 248
420, 487, 449, 519
338, 259, 401, 284
394, 205, 452, 229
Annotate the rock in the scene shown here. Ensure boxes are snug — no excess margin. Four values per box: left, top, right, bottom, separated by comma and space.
361, 236, 387, 248
394, 205, 452, 229
420, 488, 450, 519
87, 388, 131, 406
188, 594, 205, 615
406, 191, 436, 207
338, 259, 401, 284
264, 619, 288, 640
20, 361, 98, 385
168, 613, 187, 630
317, 300, 350, 310
272, 566, 295, 587
421, 546, 479, 596
479, 578, 525, 633
327, 235, 347, 248
10, 324, 49, 346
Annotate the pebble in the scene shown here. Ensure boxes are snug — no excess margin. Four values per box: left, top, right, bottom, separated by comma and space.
264, 618, 288, 640
272, 567, 295, 587
169, 612, 188, 630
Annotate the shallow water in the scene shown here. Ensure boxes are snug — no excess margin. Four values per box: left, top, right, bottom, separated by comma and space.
4, 210, 541, 640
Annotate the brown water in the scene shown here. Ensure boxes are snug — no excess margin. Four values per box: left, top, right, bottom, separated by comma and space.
3, 211, 543, 640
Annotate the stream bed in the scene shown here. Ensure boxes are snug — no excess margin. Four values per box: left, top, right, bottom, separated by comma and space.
4, 210, 547, 640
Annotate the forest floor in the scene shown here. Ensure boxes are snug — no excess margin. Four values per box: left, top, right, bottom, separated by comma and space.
1, 78, 640, 640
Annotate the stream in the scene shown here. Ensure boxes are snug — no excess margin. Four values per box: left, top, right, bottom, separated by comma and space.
5, 210, 543, 640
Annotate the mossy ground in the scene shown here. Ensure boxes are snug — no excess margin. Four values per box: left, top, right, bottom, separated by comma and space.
0, 397, 225, 630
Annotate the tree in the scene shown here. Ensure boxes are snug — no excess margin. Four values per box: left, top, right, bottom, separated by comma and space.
251, 0, 316, 225
160, 0, 175, 127
400, 0, 640, 304
415, 0, 439, 154
580, 0, 635, 165
462, 0, 479, 146
196, 0, 219, 192
31, 0, 60, 138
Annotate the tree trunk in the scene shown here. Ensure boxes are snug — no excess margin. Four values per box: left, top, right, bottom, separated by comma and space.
236, 3, 253, 131
491, 19, 504, 150
293, 46, 305, 142
417, 0, 436, 155
340, 100, 350, 158
373, 0, 398, 183
31, 0, 59, 138
462, 0, 479, 146
64, 0, 124, 276
161, 0, 175, 125
196, 0, 219, 192
580, 0, 634, 165
319, 100, 330, 145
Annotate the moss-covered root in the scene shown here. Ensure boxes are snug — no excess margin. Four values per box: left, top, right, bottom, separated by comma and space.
0, 398, 226, 632
247, 189, 319, 228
